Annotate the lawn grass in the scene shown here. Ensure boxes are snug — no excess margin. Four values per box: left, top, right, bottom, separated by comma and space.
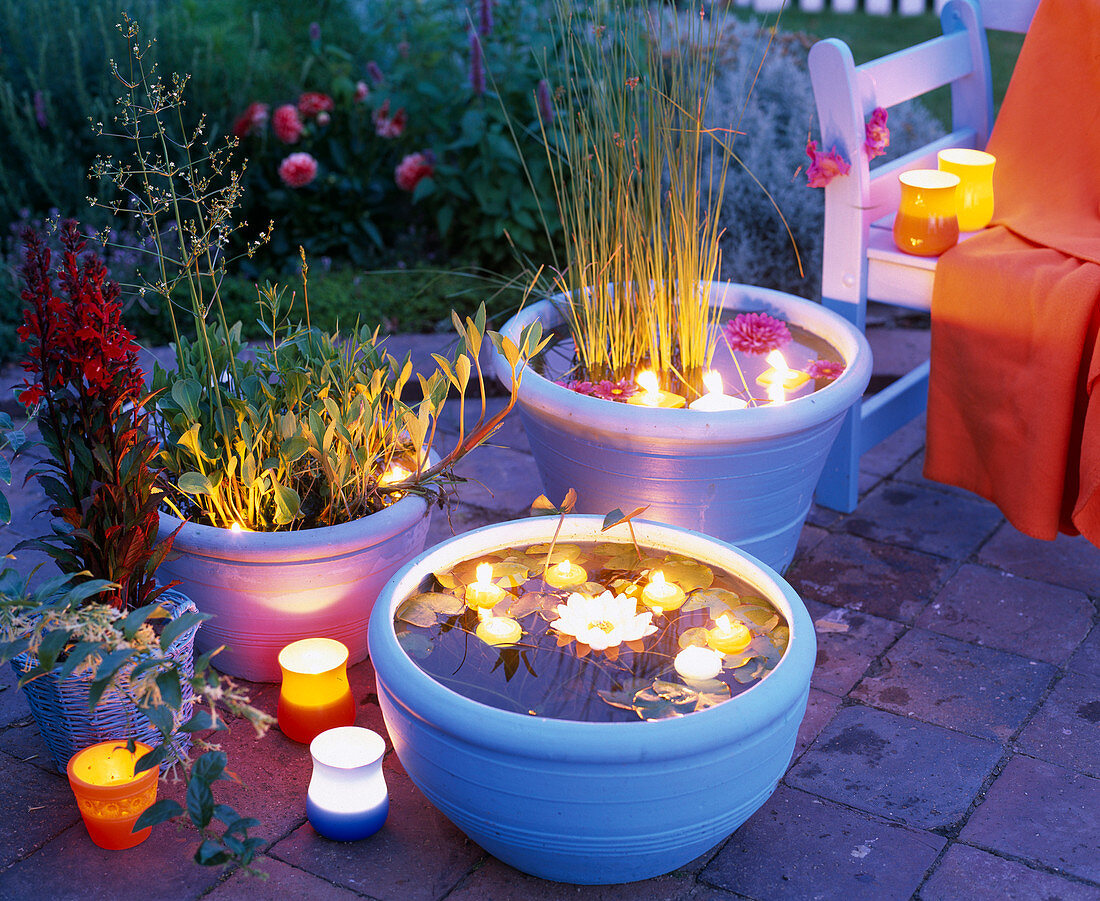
733, 7, 1026, 126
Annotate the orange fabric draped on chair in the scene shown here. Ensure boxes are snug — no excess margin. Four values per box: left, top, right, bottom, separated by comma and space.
925, 0, 1100, 546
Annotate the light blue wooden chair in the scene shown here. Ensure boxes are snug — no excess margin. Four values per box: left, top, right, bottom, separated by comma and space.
808, 0, 1039, 512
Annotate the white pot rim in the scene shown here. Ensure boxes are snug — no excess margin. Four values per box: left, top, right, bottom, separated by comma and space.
495, 282, 872, 442
368, 514, 816, 762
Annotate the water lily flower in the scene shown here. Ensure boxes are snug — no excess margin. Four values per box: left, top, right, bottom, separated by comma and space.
552, 590, 656, 653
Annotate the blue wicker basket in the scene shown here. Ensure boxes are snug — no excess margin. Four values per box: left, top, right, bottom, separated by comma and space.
12, 588, 200, 772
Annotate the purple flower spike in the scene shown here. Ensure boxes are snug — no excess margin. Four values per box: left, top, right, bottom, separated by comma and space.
469, 32, 485, 96
536, 78, 554, 123
723, 312, 792, 355
479, 0, 494, 37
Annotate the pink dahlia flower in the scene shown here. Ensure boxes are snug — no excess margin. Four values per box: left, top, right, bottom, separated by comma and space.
273, 104, 304, 144
298, 91, 334, 118
558, 379, 594, 396
591, 378, 638, 401
723, 312, 792, 355
354, 80, 370, 103
806, 359, 846, 380
278, 152, 318, 188
232, 102, 269, 138
805, 138, 850, 188
864, 107, 889, 160
395, 151, 434, 192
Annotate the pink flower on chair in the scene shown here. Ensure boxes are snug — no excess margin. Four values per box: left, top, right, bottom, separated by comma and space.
864, 106, 890, 160
723, 312, 792, 355
805, 139, 851, 188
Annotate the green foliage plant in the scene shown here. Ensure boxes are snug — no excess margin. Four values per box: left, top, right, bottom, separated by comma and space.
540, 0, 739, 391
8, 221, 272, 868
94, 17, 547, 532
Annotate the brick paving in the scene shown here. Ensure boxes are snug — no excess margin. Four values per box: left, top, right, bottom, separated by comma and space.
0, 319, 1097, 900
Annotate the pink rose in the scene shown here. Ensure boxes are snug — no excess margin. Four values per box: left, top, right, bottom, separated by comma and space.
273, 104, 304, 144
278, 152, 318, 188
805, 138, 850, 189
354, 80, 370, 103
395, 151, 434, 192
232, 102, 269, 138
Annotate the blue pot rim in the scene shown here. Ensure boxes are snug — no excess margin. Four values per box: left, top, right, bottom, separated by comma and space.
368, 515, 816, 764
494, 282, 872, 442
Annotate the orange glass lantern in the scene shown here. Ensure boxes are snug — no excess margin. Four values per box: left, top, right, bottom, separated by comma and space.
66, 740, 158, 850
937, 148, 996, 231
278, 638, 356, 744
892, 169, 961, 257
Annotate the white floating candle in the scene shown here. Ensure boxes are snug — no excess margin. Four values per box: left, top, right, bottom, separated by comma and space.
706, 614, 752, 655
642, 570, 686, 612
475, 613, 523, 647
689, 370, 749, 412
627, 370, 686, 409
674, 645, 724, 683
544, 558, 588, 588
756, 350, 810, 393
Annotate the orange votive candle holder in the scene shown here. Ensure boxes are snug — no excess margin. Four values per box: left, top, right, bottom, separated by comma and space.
893, 169, 961, 257
937, 148, 995, 231
278, 638, 356, 744
66, 740, 158, 850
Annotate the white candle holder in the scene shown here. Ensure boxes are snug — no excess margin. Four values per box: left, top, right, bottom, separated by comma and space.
307, 726, 389, 841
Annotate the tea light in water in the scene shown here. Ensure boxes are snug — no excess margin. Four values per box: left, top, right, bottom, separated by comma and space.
378, 463, 411, 487
756, 350, 809, 394
545, 558, 588, 589
707, 614, 752, 655
689, 371, 749, 412
627, 370, 686, 409
642, 571, 686, 612
475, 611, 523, 647
674, 645, 724, 683
466, 562, 506, 609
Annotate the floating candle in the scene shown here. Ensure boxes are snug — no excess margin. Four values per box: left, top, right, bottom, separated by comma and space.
707, 614, 752, 655
674, 645, 724, 683
642, 570, 686, 612
689, 370, 749, 412
307, 726, 389, 841
475, 612, 523, 647
756, 350, 810, 393
378, 463, 412, 487
278, 638, 357, 744
466, 562, 506, 609
627, 370, 686, 409
544, 558, 588, 588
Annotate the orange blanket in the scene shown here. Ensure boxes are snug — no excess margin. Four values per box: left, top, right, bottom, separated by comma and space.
925, 0, 1100, 545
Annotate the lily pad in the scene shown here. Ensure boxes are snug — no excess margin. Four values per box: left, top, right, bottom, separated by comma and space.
692, 679, 732, 710
733, 604, 781, 630
434, 554, 502, 589
396, 597, 450, 628
492, 559, 531, 588
632, 679, 698, 720
396, 630, 433, 659
524, 543, 582, 565
677, 626, 710, 650
502, 593, 544, 619
655, 559, 714, 592
597, 677, 653, 711
682, 586, 741, 616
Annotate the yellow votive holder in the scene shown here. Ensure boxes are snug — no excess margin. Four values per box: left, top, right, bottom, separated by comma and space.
278, 638, 357, 744
937, 148, 995, 231
893, 169, 960, 256
67, 740, 158, 850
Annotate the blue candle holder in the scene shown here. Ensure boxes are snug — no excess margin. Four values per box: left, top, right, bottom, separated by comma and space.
307, 727, 389, 841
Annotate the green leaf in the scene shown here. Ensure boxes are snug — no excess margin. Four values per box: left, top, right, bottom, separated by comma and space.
134, 798, 184, 830
186, 774, 216, 828
171, 379, 203, 421
272, 482, 300, 524
194, 839, 230, 866
179, 709, 222, 733
160, 611, 204, 651
156, 670, 182, 710
177, 471, 215, 497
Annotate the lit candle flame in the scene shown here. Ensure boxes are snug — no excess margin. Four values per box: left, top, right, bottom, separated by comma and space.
230, 522, 242, 533
716, 613, 733, 632
651, 570, 667, 586
475, 562, 493, 584
637, 369, 661, 403
555, 559, 572, 576
702, 370, 723, 396
379, 463, 411, 487
766, 350, 791, 377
